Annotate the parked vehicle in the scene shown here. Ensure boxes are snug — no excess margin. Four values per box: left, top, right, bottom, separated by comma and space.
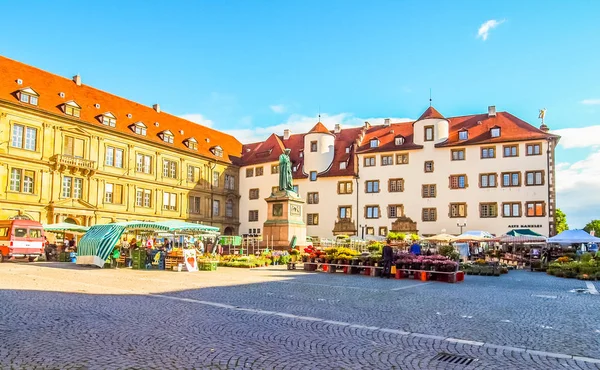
0, 220, 45, 262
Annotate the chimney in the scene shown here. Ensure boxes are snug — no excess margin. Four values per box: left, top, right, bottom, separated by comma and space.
364, 121, 371, 129
488, 105, 496, 117
153, 104, 161, 113
283, 129, 291, 140
384, 118, 391, 127
334, 124, 341, 134
73, 75, 81, 86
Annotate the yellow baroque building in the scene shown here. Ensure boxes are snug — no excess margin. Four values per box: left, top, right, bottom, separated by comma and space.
0, 55, 242, 234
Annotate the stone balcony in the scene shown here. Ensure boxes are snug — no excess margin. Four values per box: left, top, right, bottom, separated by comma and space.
50, 154, 96, 176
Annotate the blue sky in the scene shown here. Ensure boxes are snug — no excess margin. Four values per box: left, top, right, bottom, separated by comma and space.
1, 1, 599, 227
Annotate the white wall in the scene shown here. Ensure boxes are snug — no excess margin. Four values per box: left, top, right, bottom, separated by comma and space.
357, 139, 550, 236
303, 132, 335, 174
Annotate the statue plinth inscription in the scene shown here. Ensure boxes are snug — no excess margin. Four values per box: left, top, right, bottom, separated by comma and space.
262, 149, 307, 249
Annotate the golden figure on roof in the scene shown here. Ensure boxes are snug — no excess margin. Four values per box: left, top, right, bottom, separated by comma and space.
538, 108, 547, 124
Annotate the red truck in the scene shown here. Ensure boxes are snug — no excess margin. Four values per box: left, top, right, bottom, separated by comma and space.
0, 220, 45, 262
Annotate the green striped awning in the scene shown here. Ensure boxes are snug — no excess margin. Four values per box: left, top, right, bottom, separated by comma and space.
77, 225, 126, 268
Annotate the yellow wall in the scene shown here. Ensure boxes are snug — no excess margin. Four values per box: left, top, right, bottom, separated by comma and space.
0, 103, 240, 234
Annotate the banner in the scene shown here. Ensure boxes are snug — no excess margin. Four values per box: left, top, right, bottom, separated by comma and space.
183, 249, 198, 272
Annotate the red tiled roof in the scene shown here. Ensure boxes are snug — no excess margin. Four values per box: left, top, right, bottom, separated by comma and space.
240, 133, 285, 166
418, 106, 445, 120
435, 112, 558, 147
356, 121, 423, 153
308, 121, 332, 134
0, 55, 242, 164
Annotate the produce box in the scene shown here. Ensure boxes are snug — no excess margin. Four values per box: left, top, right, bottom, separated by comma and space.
199, 261, 218, 271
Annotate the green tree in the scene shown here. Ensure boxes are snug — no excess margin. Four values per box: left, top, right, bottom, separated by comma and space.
555, 209, 569, 234
584, 220, 600, 236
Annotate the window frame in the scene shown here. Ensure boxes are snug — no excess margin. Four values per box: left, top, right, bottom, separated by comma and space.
338, 206, 352, 220
189, 195, 202, 214
365, 205, 380, 219
381, 155, 393, 166
449, 174, 468, 189
307, 192, 319, 204
424, 125, 434, 141
309, 171, 317, 181
503, 144, 519, 158
255, 166, 264, 176
249, 188, 260, 200
525, 170, 545, 186
9, 168, 35, 194
388, 204, 404, 218
365, 180, 380, 193
246, 168, 254, 177
526, 143, 542, 156
394, 137, 405, 146
396, 153, 409, 165
424, 161, 434, 173
363, 156, 376, 167
479, 202, 498, 218
449, 202, 467, 218
479, 173, 497, 188
490, 127, 501, 138
379, 227, 388, 237
422, 184, 436, 198
388, 178, 404, 193
480, 146, 496, 159
525, 201, 546, 217
422, 208, 437, 222
337, 181, 353, 194
136, 153, 153, 174
369, 139, 379, 148
248, 210, 259, 222
310, 141, 318, 152
307, 213, 319, 225
501, 172, 521, 187
458, 130, 468, 140
162, 159, 178, 179
502, 202, 522, 218
271, 164, 279, 174
451, 149, 466, 161
163, 192, 178, 211
11, 124, 38, 151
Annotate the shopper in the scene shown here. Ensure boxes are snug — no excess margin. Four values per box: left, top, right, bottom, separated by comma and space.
409, 240, 421, 255
381, 240, 394, 278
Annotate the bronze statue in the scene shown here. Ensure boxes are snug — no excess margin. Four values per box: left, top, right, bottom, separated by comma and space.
278, 148, 294, 192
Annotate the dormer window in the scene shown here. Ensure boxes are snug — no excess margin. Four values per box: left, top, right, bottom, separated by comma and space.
131, 122, 147, 136
185, 138, 198, 150
370, 139, 379, 148
17, 87, 39, 106
339, 162, 347, 170
100, 112, 116, 127
394, 136, 405, 146
159, 130, 174, 144
346, 147, 350, 153
211, 146, 223, 157
490, 127, 501, 138
458, 130, 468, 140
63, 101, 81, 117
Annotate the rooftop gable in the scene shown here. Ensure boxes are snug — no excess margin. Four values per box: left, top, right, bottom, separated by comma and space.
418, 106, 445, 120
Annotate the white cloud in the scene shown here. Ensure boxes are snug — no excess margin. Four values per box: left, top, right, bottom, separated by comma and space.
581, 99, 600, 105
552, 125, 600, 149
179, 113, 214, 128
477, 19, 505, 41
225, 113, 413, 144
556, 150, 600, 228
270, 104, 286, 113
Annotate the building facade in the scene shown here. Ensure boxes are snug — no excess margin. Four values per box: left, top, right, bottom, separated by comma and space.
239, 107, 559, 238
0, 55, 559, 238
0, 56, 241, 234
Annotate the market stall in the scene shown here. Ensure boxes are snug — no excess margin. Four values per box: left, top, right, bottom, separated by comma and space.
42, 222, 90, 261
77, 221, 219, 268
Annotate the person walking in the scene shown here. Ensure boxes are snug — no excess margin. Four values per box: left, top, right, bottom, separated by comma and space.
381, 240, 394, 279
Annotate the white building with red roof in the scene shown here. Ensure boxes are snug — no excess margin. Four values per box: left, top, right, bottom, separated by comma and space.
239, 106, 559, 239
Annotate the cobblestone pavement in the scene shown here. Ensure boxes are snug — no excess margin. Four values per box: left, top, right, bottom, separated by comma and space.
0, 262, 599, 369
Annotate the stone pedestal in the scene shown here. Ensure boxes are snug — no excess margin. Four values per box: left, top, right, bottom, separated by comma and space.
262, 190, 307, 250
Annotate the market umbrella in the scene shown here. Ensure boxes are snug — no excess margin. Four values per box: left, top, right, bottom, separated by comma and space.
547, 229, 600, 244
454, 230, 493, 242
43, 222, 90, 233
424, 233, 457, 242
490, 234, 547, 243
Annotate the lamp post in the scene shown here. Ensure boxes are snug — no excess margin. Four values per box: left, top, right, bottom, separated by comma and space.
457, 222, 467, 234
359, 224, 367, 240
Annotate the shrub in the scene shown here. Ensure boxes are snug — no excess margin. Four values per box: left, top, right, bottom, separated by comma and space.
438, 245, 456, 258
581, 253, 593, 263
554, 270, 565, 278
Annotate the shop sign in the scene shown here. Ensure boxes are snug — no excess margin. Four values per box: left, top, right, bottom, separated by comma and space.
183, 249, 198, 272
507, 224, 543, 228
